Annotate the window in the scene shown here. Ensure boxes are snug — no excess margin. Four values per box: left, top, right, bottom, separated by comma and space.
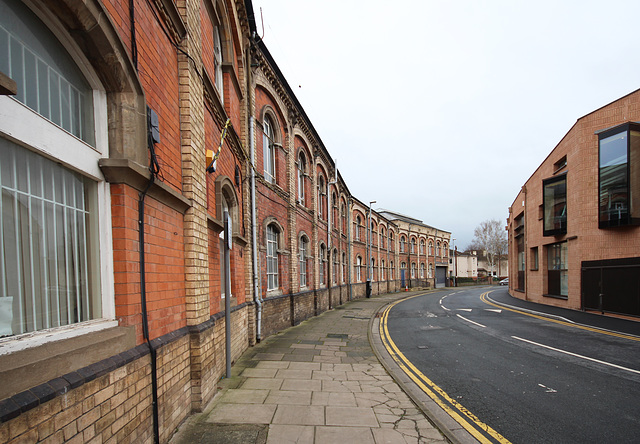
380, 227, 385, 249
381, 259, 385, 280
1, 0, 95, 145
355, 215, 362, 241
319, 244, 326, 286
332, 192, 337, 227
515, 212, 525, 291
401, 262, 406, 271
299, 236, 308, 287
547, 242, 568, 297
400, 236, 406, 253
266, 224, 278, 290
213, 26, 223, 103
318, 176, 325, 218
429, 241, 433, 256
530, 247, 539, 271
333, 249, 338, 284
389, 231, 394, 252
436, 242, 441, 257
263, 116, 275, 183
443, 243, 448, 257
410, 238, 416, 254
420, 239, 425, 255
370, 258, 375, 281
420, 263, 425, 278
371, 223, 376, 247
340, 203, 346, 232
598, 123, 640, 228
1, 0, 108, 336
411, 263, 416, 279
342, 252, 346, 283
297, 152, 306, 204
543, 174, 567, 236
390, 261, 394, 279
356, 256, 362, 282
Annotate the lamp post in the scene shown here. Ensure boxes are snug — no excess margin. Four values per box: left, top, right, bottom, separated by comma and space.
451, 238, 456, 287
366, 200, 376, 297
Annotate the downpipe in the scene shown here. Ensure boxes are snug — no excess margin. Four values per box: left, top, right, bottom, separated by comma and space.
250, 116, 263, 341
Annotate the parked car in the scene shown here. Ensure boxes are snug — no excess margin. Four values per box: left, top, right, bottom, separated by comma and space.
499, 278, 509, 286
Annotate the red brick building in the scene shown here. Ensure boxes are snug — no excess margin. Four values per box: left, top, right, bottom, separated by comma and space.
507, 88, 640, 318
0, 0, 451, 442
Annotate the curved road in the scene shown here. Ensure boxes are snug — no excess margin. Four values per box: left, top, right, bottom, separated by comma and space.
381, 287, 640, 443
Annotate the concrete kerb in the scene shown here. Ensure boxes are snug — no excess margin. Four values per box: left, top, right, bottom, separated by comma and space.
367, 288, 480, 444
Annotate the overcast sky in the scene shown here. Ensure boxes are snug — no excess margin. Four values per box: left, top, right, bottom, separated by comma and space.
250, 0, 640, 248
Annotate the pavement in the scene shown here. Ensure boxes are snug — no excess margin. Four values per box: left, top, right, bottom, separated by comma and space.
169, 289, 455, 444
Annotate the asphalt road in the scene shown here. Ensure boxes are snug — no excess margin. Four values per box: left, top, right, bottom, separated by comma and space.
385, 286, 640, 443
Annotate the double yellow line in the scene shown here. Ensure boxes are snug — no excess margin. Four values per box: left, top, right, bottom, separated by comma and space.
378, 293, 511, 444
480, 293, 640, 342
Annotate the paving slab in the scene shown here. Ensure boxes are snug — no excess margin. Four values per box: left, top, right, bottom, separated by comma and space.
169, 290, 460, 444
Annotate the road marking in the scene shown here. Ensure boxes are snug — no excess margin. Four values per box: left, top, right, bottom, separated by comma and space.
537, 383, 557, 393
481, 293, 640, 342
439, 295, 450, 311
379, 296, 510, 444
512, 336, 640, 375
485, 309, 502, 313
458, 308, 472, 312
457, 314, 486, 328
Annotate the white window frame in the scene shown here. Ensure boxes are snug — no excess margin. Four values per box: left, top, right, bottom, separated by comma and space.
0, 3, 113, 346
266, 224, 278, 291
263, 117, 275, 183
299, 237, 307, 287
297, 152, 305, 204
213, 25, 224, 103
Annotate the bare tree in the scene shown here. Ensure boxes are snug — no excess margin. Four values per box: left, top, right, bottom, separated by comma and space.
468, 219, 507, 278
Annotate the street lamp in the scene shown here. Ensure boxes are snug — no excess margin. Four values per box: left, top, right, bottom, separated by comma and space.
451, 238, 456, 287
366, 200, 376, 297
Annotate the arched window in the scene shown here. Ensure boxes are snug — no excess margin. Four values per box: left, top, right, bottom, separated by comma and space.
410, 238, 416, 254
381, 259, 385, 281
444, 243, 448, 257
356, 256, 362, 282
342, 252, 347, 283
411, 263, 416, 279
389, 231, 395, 252
0, 0, 110, 335
341, 202, 346, 232
299, 235, 308, 287
401, 262, 406, 271
333, 248, 338, 284
297, 151, 306, 205
213, 25, 223, 102
429, 241, 434, 256
400, 236, 406, 253
420, 239, 425, 255
371, 258, 375, 281
318, 175, 325, 218
263, 116, 276, 183
332, 191, 337, 227
380, 227, 385, 249
390, 261, 395, 279
428, 264, 433, 278
266, 224, 279, 290
319, 244, 326, 286
436, 242, 441, 257
420, 263, 425, 278
355, 215, 362, 241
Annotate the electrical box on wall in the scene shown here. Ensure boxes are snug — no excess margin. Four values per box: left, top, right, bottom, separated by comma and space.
147, 106, 160, 144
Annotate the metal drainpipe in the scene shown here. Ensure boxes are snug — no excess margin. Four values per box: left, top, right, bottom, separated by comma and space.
250, 115, 262, 342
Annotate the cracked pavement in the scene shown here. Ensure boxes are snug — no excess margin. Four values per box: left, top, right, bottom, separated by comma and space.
170, 293, 450, 444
